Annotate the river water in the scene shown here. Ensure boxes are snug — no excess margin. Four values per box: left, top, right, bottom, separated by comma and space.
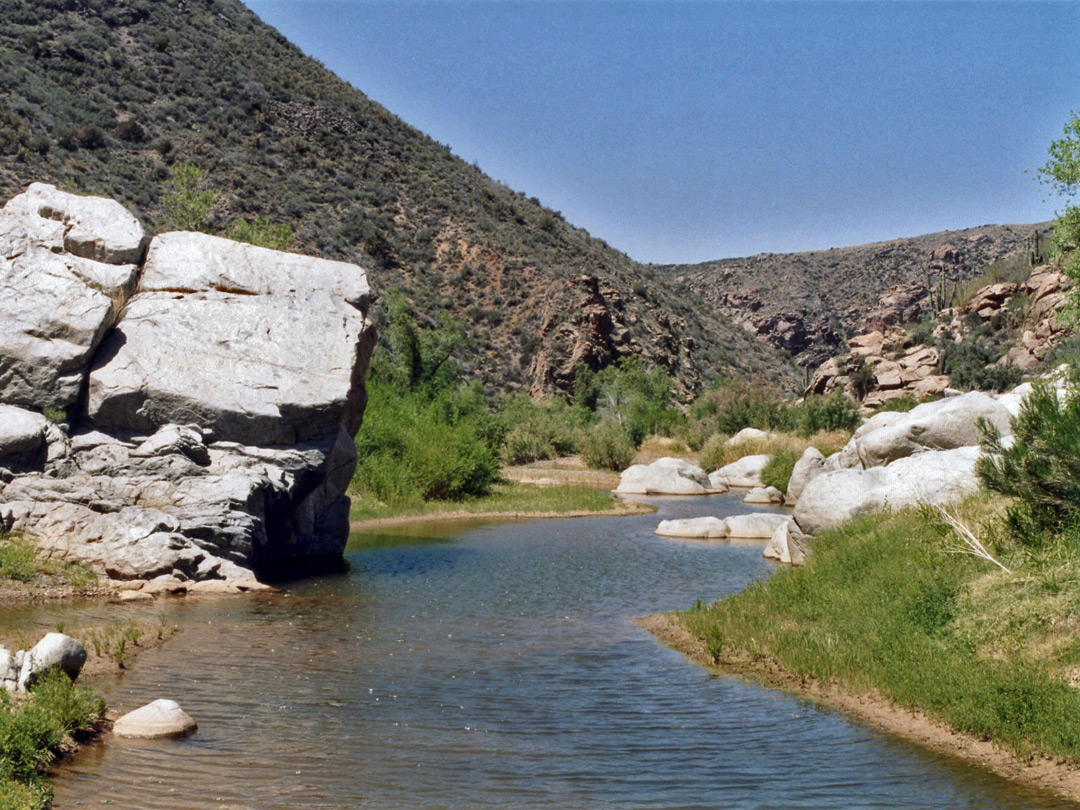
25, 494, 1072, 808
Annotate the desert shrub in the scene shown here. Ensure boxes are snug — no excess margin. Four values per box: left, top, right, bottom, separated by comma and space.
794, 390, 860, 435
577, 357, 685, 445
698, 433, 730, 473
351, 381, 500, 505
690, 378, 792, 435
225, 217, 294, 251
943, 336, 1022, 393
498, 395, 581, 465
874, 395, 920, 413
579, 420, 635, 471
977, 378, 1080, 547
161, 161, 216, 232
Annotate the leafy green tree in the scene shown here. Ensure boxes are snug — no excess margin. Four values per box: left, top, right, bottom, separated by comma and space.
161, 162, 216, 232
1040, 110, 1080, 281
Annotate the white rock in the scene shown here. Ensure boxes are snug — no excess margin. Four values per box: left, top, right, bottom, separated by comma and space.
743, 486, 784, 505
711, 454, 770, 488
854, 392, 1011, 468
113, 699, 197, 739
3, 182, 147, 264
763, 519, 807, 565
0, 186, 141, 409
0, 405, 47, 460
793, 446, 982, 535
615, 457, 712, 495
995, 382, 1034, 418
725, 427, 772, 446
19, 633, 87, 690
654, 517, 729, 539
725, 512, 792, 539
785, 447, 826, 504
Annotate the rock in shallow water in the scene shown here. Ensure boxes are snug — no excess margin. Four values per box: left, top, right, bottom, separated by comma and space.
113, 699, 197, 739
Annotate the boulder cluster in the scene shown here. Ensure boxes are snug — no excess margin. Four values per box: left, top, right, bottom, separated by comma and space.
0, 632, 86, 694
617, 383, 1043, 567
0, 184, 376, 587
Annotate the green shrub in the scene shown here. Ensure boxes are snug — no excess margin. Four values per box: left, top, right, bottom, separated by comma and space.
794, 390, 860, 435
0, 671, 105, 808
977, 379, 1080, 547
579, 420, 635, 471
698, 433, 730, 473
225, 217, 294, 251
351, 381, 500, 506
690, 378, 792, 435
760, 447, 802, 492
497, 395, 579, 465
873, 395, 919, 413
0, 536, 41, 583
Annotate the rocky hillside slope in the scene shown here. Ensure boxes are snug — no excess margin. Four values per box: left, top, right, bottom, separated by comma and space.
661, 224, 1052, 369
0, 0, 791, 397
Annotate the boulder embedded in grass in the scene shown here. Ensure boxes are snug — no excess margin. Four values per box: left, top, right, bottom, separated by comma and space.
18, 633, 87, 690
654, 517, 729, 539
763, 519, 808, 565
114, 699, 197, 739
785, 447, 826, 505
710, 454, 769, 488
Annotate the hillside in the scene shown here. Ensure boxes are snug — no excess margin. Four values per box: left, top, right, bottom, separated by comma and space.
0, 0, 793, 398
661, 224, 1052, 369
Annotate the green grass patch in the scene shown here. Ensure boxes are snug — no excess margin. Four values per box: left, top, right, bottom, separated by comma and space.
0, 672, 105, 809
0, 534, 97, 589
677, 497, 1080, 762
349, 481, 642, 523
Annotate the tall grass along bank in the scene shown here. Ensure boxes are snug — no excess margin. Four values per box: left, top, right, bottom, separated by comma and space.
665, 496, 1080, 799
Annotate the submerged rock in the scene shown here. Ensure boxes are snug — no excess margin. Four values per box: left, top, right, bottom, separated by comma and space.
114, 699, 197, 739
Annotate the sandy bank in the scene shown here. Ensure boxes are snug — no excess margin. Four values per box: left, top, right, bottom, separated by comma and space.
349, 499, 655, 532
639, 612, 1080, 806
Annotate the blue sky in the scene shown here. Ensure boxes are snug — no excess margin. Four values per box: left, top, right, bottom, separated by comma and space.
242, 1, 1080, 264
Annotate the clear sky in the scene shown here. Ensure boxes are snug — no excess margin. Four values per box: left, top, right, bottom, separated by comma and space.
242, 0, 1080, 264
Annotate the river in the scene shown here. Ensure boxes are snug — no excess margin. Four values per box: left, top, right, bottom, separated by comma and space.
29, 493, 1072, 808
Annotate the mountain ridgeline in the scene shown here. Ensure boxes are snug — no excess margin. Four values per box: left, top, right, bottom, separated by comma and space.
0, 0, 792, 398
660, 224, 1052, 370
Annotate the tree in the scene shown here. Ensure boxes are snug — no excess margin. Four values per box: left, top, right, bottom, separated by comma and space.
161, 162, 216, 232
1039, 110, 1080, 282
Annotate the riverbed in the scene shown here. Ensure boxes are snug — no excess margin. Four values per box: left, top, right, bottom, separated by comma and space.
34, 494, 1076, 808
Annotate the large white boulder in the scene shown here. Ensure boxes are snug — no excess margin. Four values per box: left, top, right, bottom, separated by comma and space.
725, 427, 773, 446
0, 185, 143, 409
615, 457, 712, 495
793, 445, 982, 535
853, 392, 1011, 468
87, 231, 376, 446
710, 454, 770, 488
654, 517, 729, 539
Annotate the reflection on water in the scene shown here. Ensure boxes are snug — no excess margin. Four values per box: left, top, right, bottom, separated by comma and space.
35, 494, 1076, 808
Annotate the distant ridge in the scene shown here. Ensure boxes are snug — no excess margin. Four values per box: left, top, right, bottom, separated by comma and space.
660, 223, 1052, 367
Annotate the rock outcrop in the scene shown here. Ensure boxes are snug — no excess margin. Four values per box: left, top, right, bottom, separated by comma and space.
0, 186, 376, 585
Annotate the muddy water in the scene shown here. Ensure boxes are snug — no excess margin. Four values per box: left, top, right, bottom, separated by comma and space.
31, 494, 1073, 808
